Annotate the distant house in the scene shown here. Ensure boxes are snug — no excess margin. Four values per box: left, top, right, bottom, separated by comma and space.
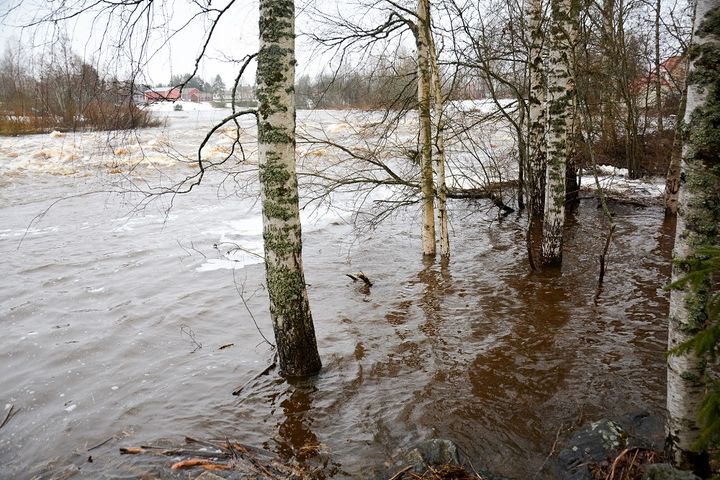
181, 88, 213, 103
144, 87, 181, 103
635, 55, 687, 106
659, 56, 687, 94
143, 86, 213, 103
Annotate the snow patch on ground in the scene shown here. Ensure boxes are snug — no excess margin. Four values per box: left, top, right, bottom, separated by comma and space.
145, 101, 216, 112
580, 165, 665, 203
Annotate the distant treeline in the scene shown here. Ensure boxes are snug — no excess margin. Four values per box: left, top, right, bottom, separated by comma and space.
295, 54, 419, 110
0, 43, 157, 135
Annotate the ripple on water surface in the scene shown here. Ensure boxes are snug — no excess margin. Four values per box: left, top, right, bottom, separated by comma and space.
0, 175, 673, 479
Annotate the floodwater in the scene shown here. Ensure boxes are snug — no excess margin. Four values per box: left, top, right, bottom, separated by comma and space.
0, 109, 673, 479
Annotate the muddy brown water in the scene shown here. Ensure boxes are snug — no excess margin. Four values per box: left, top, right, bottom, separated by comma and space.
0, 164, 673, 479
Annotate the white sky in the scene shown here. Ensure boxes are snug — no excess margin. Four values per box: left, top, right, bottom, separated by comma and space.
0, 0, 353, 87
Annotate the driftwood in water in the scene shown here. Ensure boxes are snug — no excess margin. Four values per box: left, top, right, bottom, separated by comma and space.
120, 446, 227, 458
232, 353, 278, 396
171, 458, 232, 471
346, 271, 373, 287
577, 194, 653, 208
447, 185, 515, 216
119, 436, 299, 478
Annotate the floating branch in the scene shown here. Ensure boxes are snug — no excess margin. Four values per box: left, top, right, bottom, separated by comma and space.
346, 271, 373, 287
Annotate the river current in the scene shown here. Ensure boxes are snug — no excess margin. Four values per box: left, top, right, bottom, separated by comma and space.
0, 108, 672, 479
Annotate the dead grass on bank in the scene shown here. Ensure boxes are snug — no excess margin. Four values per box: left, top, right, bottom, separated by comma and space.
589, 447, 664, 480
0, 105, 159, 136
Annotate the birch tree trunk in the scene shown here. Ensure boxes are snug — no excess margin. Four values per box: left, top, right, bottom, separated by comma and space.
540, 0, 575, 267
664, 84, 687, 215
428, 29, 450, 259
526, 0, 547, 220
417, 0, 436, 257
257, 0, 321, 377
666, 0, 719, 471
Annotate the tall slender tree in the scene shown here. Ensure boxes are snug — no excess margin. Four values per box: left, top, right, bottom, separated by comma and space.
416, 0, 437, 258
666, 0, 719, 472
428, 20, 450, 259
526, 0, 547, 221
257, 0, 321, 377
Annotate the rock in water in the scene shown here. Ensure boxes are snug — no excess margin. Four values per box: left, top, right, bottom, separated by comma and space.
195, 472, 226, 480
556, 419, 627, 480
404, 439, 461, 473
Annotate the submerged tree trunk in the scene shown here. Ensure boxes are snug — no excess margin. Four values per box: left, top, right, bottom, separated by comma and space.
428, 28, 450, 258
666, 0, 719, 473
540, 0, 575, 267
417, 0, 436, 257
257, 0, 321, 377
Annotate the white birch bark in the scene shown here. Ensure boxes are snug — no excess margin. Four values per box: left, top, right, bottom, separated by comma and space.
666, 0, 719, 470
257, 0, 321, 377
526, 0, 547, 219
417, 0, 437, 257
540, 0, 575, 267
428, 28, 450, 258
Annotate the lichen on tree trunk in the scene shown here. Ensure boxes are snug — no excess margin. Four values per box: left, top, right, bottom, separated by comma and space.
540, 0, 576, 267
257, 0, 321, 377
526, 0, 547, 220
666, 1, 720, 473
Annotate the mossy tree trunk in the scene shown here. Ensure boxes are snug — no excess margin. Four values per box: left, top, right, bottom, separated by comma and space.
666, 0, 720, 473
540, 0, 576, 267
257, 0, 321, 377
417, 0, 437, 258
526, 0, 547, 220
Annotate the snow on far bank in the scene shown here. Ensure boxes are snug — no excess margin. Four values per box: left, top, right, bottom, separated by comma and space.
580, 165, 665, 203
449, 98, 517, 114
145, 101, 218, 112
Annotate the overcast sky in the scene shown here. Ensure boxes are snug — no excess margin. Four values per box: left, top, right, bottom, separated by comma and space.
0, 0, 366, 87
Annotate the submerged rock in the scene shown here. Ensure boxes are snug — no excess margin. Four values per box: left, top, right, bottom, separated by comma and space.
641, 464, 702, 480
404, 439, 462, 472
621, 411, 665, 450
195, 473, 227, 480
556, 419, 627, 480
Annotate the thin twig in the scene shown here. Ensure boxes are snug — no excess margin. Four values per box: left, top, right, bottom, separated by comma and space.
388, 465, 413, 480
232, 270, 274, 348
534, 423, 565, 479
88, 436, 114, 451
0, 405, 18, 429
232, 353, 278, 396
180, 324, 202, 353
